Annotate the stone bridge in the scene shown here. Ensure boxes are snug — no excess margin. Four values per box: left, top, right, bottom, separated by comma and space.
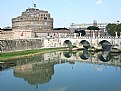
0, 35, 121, 52
44, 36, 121, 50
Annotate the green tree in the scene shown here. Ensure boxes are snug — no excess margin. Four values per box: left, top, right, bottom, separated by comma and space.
106, 23, 121, 36
117, 24, 121, 35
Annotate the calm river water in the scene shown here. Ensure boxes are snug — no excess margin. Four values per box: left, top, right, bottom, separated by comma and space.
0, 50, 121, 91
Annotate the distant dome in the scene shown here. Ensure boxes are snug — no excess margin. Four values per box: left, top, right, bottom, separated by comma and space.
93, 20, 97, 26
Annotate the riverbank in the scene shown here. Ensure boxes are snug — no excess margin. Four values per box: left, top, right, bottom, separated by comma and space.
0, 47, 68, 62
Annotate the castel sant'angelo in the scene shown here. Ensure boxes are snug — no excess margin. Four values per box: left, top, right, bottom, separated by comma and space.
0, 6, 70, 39
0, 5, 112, 39
12, 7, 54, 39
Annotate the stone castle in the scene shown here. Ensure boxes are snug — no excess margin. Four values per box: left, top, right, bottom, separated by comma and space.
0, 7, 115, 39
12, 8, 54, 39
12, 8, 53, 30
0, 7, 70, 39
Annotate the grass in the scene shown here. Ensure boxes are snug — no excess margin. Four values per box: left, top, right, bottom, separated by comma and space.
0, 47, 68, 62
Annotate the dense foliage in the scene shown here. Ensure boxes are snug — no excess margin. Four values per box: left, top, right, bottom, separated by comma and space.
106, 23, 121, 36
53, 28, 69, 30
87, 26, 99, 30
75, 29, 86, 36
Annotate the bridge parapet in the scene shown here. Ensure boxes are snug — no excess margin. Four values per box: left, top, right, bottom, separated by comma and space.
44, 35, 121, 50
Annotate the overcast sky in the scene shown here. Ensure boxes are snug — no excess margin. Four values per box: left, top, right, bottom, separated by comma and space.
0, 0, 121, 28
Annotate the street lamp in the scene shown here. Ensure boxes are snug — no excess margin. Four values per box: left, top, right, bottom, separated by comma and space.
116, 20, 120, 38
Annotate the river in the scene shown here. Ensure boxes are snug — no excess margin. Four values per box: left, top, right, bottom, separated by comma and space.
0, 50, 121, 91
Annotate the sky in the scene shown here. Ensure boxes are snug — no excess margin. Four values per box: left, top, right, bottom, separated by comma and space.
0, 0, 121, 28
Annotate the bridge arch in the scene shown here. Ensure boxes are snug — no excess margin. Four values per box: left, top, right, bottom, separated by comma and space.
63, 51, 72, 58
79, 52, 89, 60
0, 40, 4, 52
98, 40, 112, 51
98, 52, 112, 62
63, 40, 72, 47
79, 40, 90, 48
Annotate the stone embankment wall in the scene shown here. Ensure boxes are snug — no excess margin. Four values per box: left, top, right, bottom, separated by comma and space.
0, 39, 43, 52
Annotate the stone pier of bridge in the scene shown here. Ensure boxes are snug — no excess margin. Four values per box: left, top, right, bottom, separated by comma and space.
43, 36, 121, 50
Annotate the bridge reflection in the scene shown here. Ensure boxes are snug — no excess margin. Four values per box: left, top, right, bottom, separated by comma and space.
13, 51, 121, 85
0, 51, 121, 85
98, 51, 112, 62
62, 50, 121, 66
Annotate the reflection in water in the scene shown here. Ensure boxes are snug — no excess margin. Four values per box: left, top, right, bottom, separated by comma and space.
98, 51, 112, 62
0, 51, 121, 91
62, 50, 121, 68
0, 66, 2, 71
63, 51, 72, 58
13, 52, 61, 85
79, 48, 89, 60
63, 50, 116, 63
14, 63, 54, 85
62, 47, 114, 62
0, 62, 16, 71
48, 87, 67, 91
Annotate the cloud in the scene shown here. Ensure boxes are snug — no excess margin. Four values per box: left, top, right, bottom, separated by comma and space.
96, 0, 103, 4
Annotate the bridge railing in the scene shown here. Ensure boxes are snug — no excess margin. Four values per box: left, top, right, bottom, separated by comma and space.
44, 34, 121, 40
53, 36, 115, 39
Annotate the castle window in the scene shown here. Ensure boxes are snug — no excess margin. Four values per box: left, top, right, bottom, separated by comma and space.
44, 17, 47, 20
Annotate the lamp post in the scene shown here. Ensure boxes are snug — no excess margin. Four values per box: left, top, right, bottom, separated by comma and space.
116, 20, 120, 38
115, 31, 118, 38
